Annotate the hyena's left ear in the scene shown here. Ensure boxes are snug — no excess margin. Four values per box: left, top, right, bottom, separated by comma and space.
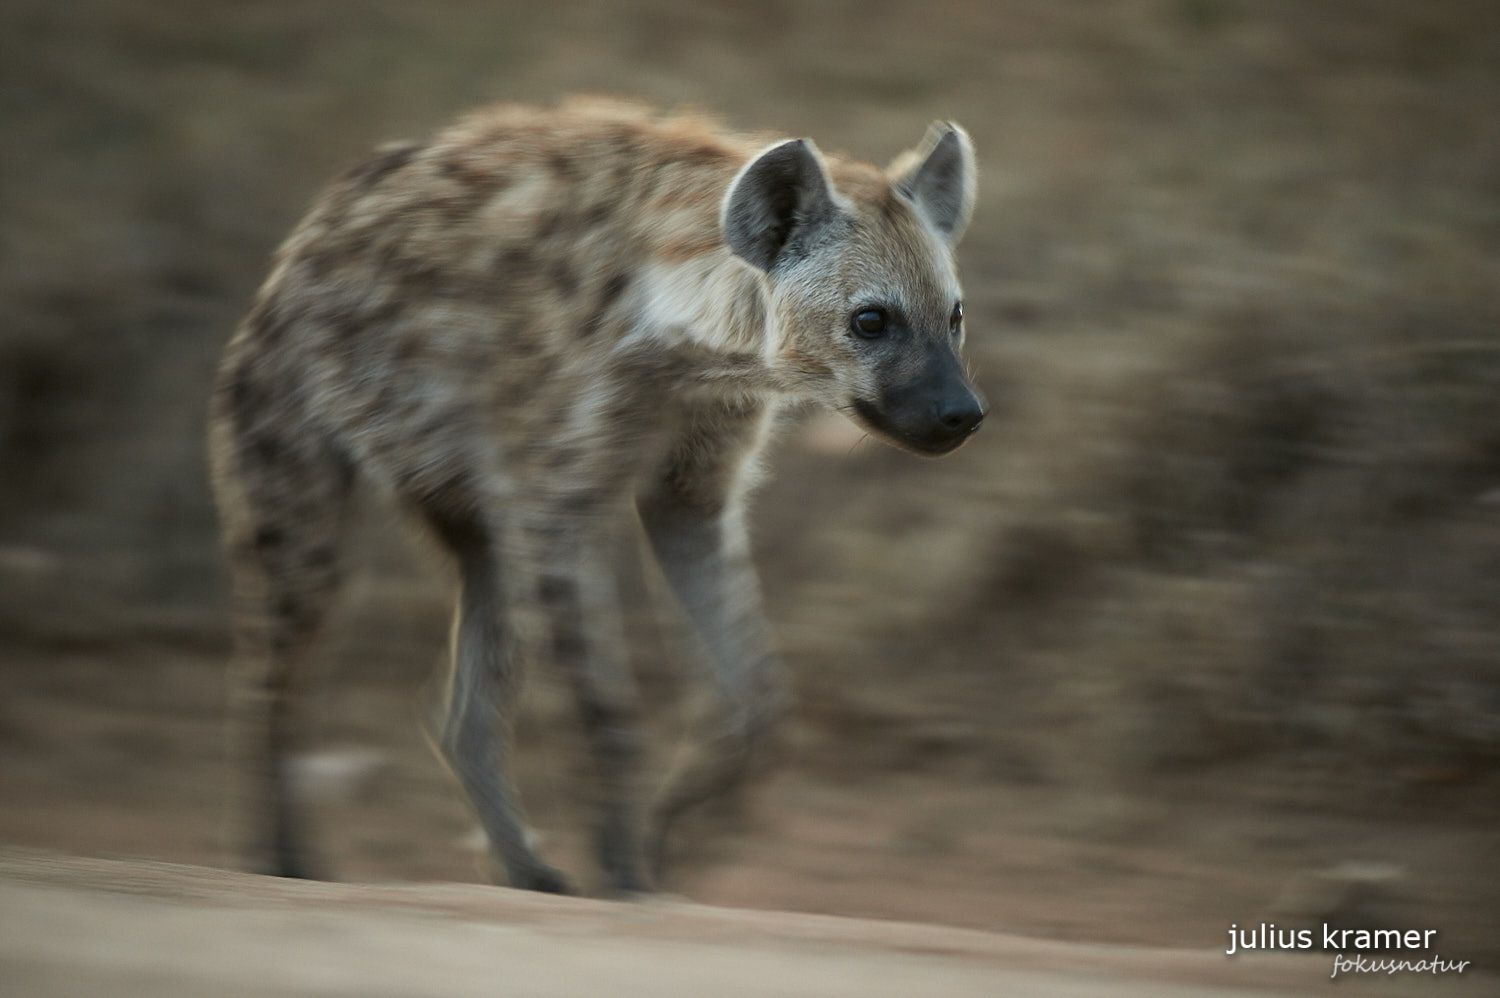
722, 138, 840, 272
888, 122, 977, 245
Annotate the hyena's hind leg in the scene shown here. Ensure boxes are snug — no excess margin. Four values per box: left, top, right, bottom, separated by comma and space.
521, 507, 649, 895
210, 402, 353, 879
419, 497, 573, 894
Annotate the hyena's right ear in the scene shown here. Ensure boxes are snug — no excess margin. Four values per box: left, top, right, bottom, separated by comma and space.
722, 139, 838, 272
888, 122, 977, 246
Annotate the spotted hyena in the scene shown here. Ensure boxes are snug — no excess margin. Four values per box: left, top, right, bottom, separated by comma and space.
208, 99, 984, 894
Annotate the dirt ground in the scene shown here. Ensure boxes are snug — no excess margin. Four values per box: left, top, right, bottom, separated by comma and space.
6, 851, 1489, 997
2, 580, 1496, 976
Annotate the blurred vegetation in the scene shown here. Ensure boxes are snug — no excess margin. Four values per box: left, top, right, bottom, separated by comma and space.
1, 0, 1497, 810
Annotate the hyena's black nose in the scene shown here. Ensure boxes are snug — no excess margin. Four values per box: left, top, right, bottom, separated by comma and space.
935, 396, 985, 436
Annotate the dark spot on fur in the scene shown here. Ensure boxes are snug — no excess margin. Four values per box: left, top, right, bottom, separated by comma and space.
394, 336, 422, 362
550, 622, 586, 662
373, 382, 398, 415
538, 574, 577, 607
434, 193, 469, 222
228, 369, 262, 421
438, 157, 483, 186
504, 313, 539, 344
243, 294, 288, 339
544, 446, 581, 470
334, 314, 364, 342
495, 245, 534, 278
397, 261, 443, 299
342, 141, 421, 191
274, 594, 302, 624
573, 693, 608, 731
583, 202, 612, 227
342, 229, 376, 259
524, 520, 567, 544
428, 466, 480, 508
551, 261, 580, 297
300, 249, 337, 281
261, 320, 289, 348
599, 272, 630, 308
254, 526, 285, 549
547, 151, 576, 178
535, 212, 562, 241
420, 481, 486, 554
249, 434, 284, 465
558, 489, 605, 514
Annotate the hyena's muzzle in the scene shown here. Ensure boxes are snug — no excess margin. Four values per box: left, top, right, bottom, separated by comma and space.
853, 339, 985, 456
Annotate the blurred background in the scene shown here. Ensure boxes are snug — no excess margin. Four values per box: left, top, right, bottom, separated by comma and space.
1, 0, 1496, 963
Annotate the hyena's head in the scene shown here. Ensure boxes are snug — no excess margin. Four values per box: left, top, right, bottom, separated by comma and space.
723, 123, 984, 456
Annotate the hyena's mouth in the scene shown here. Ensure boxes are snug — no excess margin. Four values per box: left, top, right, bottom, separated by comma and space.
849, 397, 897, 439
848, 397, 975, 457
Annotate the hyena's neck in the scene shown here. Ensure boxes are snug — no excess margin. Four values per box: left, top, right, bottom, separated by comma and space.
637, 249, 767, 352
631, 247, 808, 399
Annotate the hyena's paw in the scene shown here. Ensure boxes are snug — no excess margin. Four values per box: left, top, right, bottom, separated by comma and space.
643, 816, 676, 888
505, 860, 575, 895
599, 829, 653, 896
258, 827, 326, 881
604, 869, 653, 897
272, 852, 325, 881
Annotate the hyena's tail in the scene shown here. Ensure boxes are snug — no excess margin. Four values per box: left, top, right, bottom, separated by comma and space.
208, 342, 355, 879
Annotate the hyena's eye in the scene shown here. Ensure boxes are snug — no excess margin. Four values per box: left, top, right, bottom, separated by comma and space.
851, 308, 888, 339
950, 301, 963, 336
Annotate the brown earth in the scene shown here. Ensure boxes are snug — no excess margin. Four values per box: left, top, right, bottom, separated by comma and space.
2, 622, 1496, 975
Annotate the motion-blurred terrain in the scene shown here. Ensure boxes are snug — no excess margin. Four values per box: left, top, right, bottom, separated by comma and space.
1, 0, 1496, 964
12, 852, 1485, 998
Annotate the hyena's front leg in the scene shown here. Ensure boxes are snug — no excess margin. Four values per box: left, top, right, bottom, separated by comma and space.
435, 513, 572, 894
638, 488, 790, 879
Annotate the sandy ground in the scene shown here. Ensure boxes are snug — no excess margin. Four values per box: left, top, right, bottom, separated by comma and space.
2, 634, 1497, 974
6, 850, 1484, 998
